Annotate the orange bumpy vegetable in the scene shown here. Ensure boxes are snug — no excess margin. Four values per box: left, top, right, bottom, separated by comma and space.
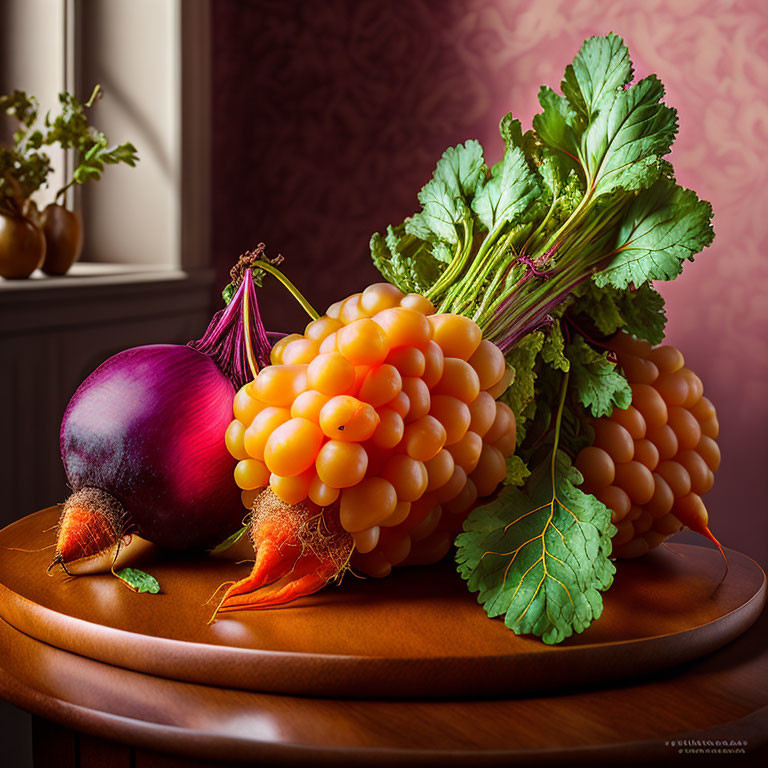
219, 283, 516, 612
575, 332, 721, 559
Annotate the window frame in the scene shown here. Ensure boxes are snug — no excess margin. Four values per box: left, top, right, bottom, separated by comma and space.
1, 0, 212, 278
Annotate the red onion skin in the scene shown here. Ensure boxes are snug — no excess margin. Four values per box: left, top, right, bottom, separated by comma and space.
61, 344, 243, 550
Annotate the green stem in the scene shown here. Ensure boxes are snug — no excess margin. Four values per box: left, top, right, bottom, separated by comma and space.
537, 187, 593, 257
55, 178, 76, 202
446, 218, 506, 303
257, 262, 320, 321
85, 84, 102, 108
520, 189, 559, 255
550, 369, 571, 487
426, 218, 472, 301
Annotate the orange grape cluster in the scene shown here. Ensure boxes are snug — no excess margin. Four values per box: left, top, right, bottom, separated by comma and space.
225, 283, 517, 577
575, 333, 721, 558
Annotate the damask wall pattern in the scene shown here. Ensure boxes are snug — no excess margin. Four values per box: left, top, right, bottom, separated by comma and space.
212, 0, 768, 560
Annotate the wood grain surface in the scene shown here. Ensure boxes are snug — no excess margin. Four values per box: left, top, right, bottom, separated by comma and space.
1, 612, 766, 766
0, 507, 765, 699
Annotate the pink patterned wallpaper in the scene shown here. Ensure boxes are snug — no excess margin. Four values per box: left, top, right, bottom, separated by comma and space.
212, 0, 768, 561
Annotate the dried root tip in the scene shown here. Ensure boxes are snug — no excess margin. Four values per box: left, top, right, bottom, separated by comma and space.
50, 487, 129, 574
212, 489, 353, 618
701, 524, 729, 582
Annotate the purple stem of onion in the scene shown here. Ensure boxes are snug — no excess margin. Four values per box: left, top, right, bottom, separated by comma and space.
189, 269, 273, 389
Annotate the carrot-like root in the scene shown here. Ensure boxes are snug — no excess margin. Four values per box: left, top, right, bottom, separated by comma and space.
49, 487, 152, 575
50, 487, 126, 572
672, 492, 728, 578
212, 489, 353, 618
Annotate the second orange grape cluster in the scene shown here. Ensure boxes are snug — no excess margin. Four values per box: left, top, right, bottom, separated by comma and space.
225, 283, 517, 576
575, 333, 721, 558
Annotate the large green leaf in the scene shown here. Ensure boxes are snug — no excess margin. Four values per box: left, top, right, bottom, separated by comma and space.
583, 76, 677, 196
405, 140, 485, 244
532, 86, 580, 162
595, 178, 715, 289
456, 451, 615, 644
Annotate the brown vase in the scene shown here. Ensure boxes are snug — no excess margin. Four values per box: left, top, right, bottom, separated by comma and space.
0, 212, 46, 279
41, 203, 83, 276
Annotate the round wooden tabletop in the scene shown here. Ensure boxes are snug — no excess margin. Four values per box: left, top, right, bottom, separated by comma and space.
0, 508, 765, 699
0, 508, 766, 765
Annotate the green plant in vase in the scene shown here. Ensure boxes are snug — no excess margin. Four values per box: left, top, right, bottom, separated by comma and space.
0, 86, 138, 278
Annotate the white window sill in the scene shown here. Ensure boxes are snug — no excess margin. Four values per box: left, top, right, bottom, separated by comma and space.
0, 263, 215, 334
0, 262, 192, 292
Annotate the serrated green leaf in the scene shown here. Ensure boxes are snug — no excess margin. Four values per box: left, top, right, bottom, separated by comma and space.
561, 33, 633, 123
456, 450, 615, 644
404, 141, 483, 247
532, 86, 579, 161
567, 336, 631, 417
499, 114, 525, 151
541, 321, 569, 372
114, 567, 160, 594
414, 178, 467, 244
471, 145, 540, 231
370, 226, 443, 294
584, 76, 677, 196
595, 177, 715, 289
501, 331, 545, 433
433, 140, 486, 199
534, 33, 677, 200
618, 284, 666, 344
404, 211, 434, 241
432, 241, 453, 264
572, 281, 666, 344
504, 454, 531, 487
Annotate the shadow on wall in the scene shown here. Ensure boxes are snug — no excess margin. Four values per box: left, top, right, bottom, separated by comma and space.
212, 0, 510, 333
211, 0, 768, 565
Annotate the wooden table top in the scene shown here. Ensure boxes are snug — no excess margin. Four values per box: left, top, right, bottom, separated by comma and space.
1, 611, 766, 765
0, 508, 765, 699
0, 508, 766, 764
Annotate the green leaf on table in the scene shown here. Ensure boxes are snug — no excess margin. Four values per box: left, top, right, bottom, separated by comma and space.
114, 567, 160, 594
567, 336, 631, 417
210, 525, 248, 556
594, 178, 715, 289
456, 450, 615, 644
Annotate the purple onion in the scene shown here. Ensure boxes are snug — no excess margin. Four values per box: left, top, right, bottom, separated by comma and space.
55, 270, 272, 564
